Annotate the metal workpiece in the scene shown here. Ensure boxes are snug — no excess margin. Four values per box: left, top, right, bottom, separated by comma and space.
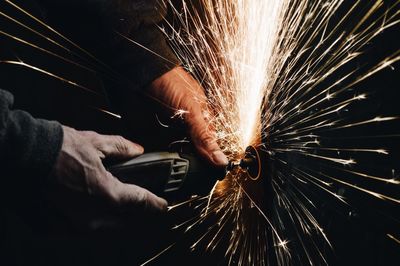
227, 145, 264, 181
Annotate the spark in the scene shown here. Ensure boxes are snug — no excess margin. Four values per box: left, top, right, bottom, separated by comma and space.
1, 58, 119, 119
276, 239, 290, 249
171, 109, 190, 119
0, 60, 99, 95
140, 243, 176, 266
155, 114, 170, 128
92, 107, 122, 119
0, 27, 93, 73
167, 196, 208, 211
0, 1, 128, 120
321, 172, 400, 204
116, 31, 177, 65
340, 168, 400, 185
3, 0, 120, 77
327, 116, 400, 130
387, 234, 400, 245
146, 0, 400, 265
2, 0, 399, 265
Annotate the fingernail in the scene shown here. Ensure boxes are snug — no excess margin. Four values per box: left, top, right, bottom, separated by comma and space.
158, 198, 168, 211
152, 197, 168, 212
133, 143, 144, 153
212, 150, 229, 166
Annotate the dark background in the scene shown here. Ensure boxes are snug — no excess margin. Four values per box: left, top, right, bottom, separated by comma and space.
0, 0, 399, 265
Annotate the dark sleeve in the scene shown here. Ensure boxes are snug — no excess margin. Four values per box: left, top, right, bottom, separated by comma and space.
0, 89, 63, 178
38, 0, 180, 90
95, 0, 181, 89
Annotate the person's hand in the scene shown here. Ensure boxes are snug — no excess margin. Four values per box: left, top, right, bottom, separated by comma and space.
52, 126, 167, 212
148, 66, 228, 167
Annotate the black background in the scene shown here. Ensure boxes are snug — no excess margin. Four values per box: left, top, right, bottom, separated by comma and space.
0, 0, 399, 265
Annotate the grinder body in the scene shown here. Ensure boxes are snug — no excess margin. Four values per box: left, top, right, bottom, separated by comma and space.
107, 152, 226, 201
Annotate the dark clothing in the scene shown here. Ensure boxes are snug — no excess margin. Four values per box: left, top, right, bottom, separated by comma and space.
0, 0, 178, 180
36, 0, 179, 90
0, 2, 179, 265
0, 89, 62, 181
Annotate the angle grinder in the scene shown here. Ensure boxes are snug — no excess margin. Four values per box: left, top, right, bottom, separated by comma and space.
107, 145, 263, 202
107, 151, 225, 202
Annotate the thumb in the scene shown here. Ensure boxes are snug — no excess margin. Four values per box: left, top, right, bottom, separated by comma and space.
98, 135, 144, 159
111, 179, 168, 212
187, 112, 228, 167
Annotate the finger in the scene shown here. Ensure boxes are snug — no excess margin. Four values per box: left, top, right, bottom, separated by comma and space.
187, 111, 228, 167
97, 135, 144, 159
181, 78, 228, 167
109, 178, 168, 212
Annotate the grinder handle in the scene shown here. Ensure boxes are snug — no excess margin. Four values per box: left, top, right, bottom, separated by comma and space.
107, 152, 226, 201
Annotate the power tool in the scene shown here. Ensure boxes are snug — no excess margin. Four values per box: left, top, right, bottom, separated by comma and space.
107, 151, 226, 202
107, 146, 263, 202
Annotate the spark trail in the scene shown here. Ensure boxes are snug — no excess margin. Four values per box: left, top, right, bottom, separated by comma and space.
1, 0, 399, 265
144, 0, 400, 265
0, 0, 125, 119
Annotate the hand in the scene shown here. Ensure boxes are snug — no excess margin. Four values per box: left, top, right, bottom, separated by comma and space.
52, 126, 167, 213
149, 66, 228, 167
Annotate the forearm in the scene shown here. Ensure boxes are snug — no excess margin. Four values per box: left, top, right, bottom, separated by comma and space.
0, 89, 167, 213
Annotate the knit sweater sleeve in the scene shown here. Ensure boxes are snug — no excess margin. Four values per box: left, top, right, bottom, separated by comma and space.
0, 89, 63, 179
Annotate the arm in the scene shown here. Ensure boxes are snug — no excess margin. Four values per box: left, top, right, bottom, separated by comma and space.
36, 0, 228, 166
0, 89, 166, 211
93, 1, 228, 166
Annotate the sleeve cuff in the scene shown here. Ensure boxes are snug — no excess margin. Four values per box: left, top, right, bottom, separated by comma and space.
6, 111, 64, 179
24, 119, 64, 179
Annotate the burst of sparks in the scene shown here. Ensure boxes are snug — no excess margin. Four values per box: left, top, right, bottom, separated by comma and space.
163, 0, 287, 157
1, 0, 399, 265
148, 0, 400, 265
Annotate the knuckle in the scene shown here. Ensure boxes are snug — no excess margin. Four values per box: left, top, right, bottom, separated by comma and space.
93, 174, 121, 203
199, 130, 215, 147
138, 189, 148, 203
84, 132, 104, 148
114, 136, 129, 154
136, 189, 149, 209
81, 130, 98, 138
82, 166, 102, 195
106, 185, 122, 205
